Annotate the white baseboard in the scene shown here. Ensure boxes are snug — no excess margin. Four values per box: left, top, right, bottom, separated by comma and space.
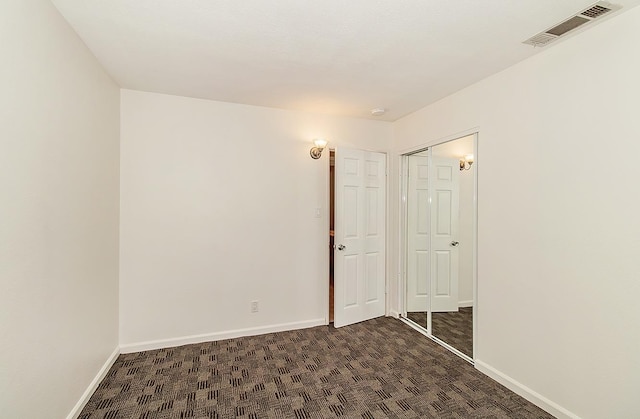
388, 310, 400, 319
120, 318, 326, 354
67, 346, 120, 419
474, 360, 580, 419
458, 300, 473, 308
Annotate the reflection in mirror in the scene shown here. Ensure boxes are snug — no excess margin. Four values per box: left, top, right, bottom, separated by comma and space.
430, 135, 474, 358
405, 150, 430, 332
404, 135, 475, 359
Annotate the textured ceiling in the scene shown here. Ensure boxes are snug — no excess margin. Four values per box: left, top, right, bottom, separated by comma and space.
52, 0, 639, 121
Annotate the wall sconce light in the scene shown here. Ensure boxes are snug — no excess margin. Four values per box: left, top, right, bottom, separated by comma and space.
460, 154, 474, 171
310, 138, 328, 159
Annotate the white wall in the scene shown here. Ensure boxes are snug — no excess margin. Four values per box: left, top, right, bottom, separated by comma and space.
391, 6, 640, 419
0, 1, 120, 418
119, 90, 392, 348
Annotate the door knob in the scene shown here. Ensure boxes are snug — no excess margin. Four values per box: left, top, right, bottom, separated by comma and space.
450, 241, 459, 247
337, 244, 346, 251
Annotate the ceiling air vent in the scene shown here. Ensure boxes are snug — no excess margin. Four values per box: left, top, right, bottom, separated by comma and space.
523, 1, 621, 47
580, 4, 614, 18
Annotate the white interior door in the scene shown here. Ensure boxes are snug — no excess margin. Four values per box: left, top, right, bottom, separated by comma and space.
430, 157, 460, 312
334, 148, 386, 328
406, 155, 429, 312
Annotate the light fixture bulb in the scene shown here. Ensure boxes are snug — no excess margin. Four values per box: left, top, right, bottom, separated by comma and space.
465, 154, 474, 163
314, 138, 328, 149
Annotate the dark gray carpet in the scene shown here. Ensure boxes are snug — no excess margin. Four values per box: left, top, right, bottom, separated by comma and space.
406, 308, 473, 358
80, 317, 551, 418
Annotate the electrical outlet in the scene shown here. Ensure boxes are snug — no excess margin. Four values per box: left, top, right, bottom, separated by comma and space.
250, 300, 259, 313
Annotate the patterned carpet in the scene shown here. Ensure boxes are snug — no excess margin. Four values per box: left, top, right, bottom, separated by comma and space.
80, 317, 551, 418
406, 308, 473, 358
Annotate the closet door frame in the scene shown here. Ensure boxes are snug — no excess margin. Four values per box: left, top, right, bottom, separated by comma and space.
398, 129, 478, 364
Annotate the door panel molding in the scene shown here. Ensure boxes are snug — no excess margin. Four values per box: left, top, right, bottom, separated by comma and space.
334, 148, 386, 328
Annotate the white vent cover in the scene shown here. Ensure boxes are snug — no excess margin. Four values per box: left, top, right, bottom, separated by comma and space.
523, 1, 621, 47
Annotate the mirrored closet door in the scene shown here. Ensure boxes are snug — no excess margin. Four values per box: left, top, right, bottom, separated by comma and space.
403, 134, 476, 360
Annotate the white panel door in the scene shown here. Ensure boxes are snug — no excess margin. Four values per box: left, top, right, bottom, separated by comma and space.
406, 155, 429, 312
430, 157, 460, 312
334, 148, 386, 328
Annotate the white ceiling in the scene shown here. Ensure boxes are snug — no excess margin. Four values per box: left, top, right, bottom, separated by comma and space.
52, 0, 639, 121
